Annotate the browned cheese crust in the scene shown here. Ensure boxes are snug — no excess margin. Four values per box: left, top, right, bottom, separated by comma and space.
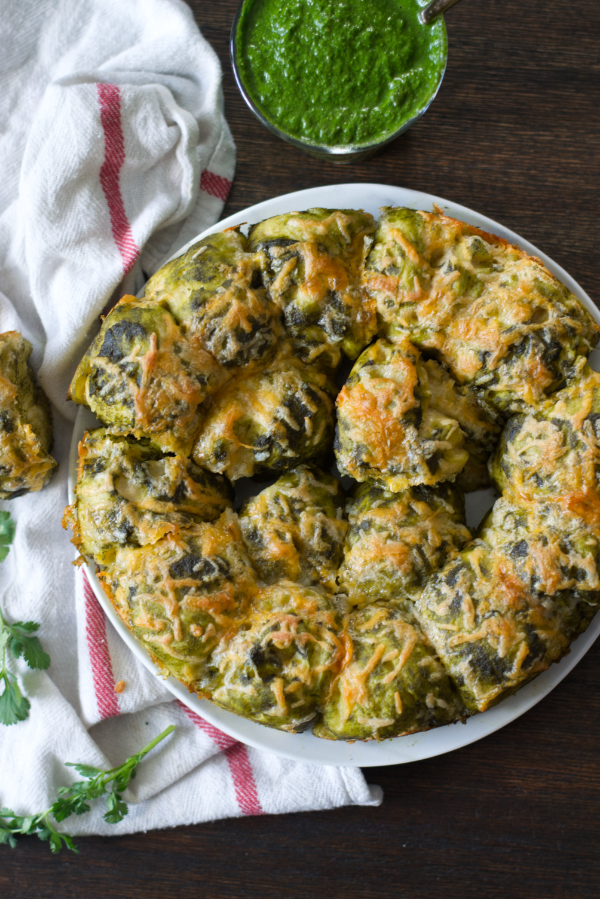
239, 465, 347, 592
424, 358, 502, 491
335, 338, 468, 491
192, 346, 336, 480
249, 208, 377, 362
364, 207, 598, 412
143, 228, 282, 371
338, 481, 470, 606
63, 428, 233, 566
98, 509, 258, 690
69, 296, 226, 456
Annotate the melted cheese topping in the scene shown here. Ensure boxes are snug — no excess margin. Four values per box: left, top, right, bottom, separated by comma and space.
75, 297, 225, 456
492, 368, 600, 505
240, 465, 348, 592
414, 511, 597, 712
66, 429, 232, 565
100, 509, 258, 688
338, 483, 470, 605
364, 208, 598, 411
144, 229, 281, 371
318, 602, 464, 741
425, 357, 502, 490
192, 348, 335, 480
206, 580, 343, 731
336, 339, 469, 491
482, 496, 600, 594
250, 208, 377, 358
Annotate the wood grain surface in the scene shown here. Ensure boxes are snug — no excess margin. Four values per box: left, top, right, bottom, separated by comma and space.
3, 1, 599, 896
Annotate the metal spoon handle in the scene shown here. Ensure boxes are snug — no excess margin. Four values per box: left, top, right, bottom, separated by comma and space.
419, 0, 463, 25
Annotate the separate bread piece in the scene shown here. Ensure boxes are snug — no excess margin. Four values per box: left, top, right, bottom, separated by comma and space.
364, 207, 598, 413
98, 509, 258, 690
192, 347, 337, 480
239, 465, 347, 592
249, 208, 377, 362
64, 428, 232, 566
69, 296, 225, 457
144, 229, 282, 371
480, 497, 600, 609
335, 338, 468, 492
490, 366, 600, 513
424, 359, 502, 492
198, 581, 344, 732
314, 601, 466, 741
338, 481, 470, 606
414, 497, 600, 712
0, 331, 56, 499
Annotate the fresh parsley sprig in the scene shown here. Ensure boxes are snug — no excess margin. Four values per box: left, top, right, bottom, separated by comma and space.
0, 511, 15, 563
0, 511, 51, 725
0, 615, 51, 725
0, 724, 176, 853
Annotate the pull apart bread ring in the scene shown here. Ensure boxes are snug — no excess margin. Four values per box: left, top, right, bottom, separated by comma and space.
65, 206, 600, 741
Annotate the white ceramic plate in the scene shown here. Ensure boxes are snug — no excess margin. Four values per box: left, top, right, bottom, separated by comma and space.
69, 183, 600, 767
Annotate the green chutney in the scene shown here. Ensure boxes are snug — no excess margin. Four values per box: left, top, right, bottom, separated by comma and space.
235, 0, 447, 148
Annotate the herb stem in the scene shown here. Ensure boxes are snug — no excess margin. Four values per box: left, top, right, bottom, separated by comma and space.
0, 725, 176, 852
137, 724, 176, 757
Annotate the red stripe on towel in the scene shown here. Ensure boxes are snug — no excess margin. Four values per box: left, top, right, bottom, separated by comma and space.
82, 571, 120, 720
223, 743, 264, 816
97, 83, 139, 273
177, 701, 264, 816
177, 701, 237, 750
200, 170, 232, 203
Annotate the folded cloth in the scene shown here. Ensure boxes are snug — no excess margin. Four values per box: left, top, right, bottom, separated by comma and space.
0, 0, 382, 836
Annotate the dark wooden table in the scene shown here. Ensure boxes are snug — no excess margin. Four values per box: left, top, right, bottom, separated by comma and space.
4, 1, 600, 896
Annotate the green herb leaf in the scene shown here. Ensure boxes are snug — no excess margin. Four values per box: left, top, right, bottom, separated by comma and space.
36, 824, 52, 841
0, 512, 15, 563
59, 832, 78, 853
64, 763, 102, 779
0, 830, 18, 848
49, 832, 63, 853
103, 791, 128, 825
8, 625, 51, 671
0, 673, 31, 725
19, 816, 39, 835
50, 796, 80, 823
8, 621, 39, 634
0, 614, 51, 727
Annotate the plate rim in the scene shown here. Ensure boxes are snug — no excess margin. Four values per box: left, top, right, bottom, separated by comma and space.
69, 182, 600, 767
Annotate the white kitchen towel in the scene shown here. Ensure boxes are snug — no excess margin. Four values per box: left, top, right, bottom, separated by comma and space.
0, 0, 382, 837
2, 0, 236, 418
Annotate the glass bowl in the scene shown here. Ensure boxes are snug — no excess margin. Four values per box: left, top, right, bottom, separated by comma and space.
230, 0, 448, 164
